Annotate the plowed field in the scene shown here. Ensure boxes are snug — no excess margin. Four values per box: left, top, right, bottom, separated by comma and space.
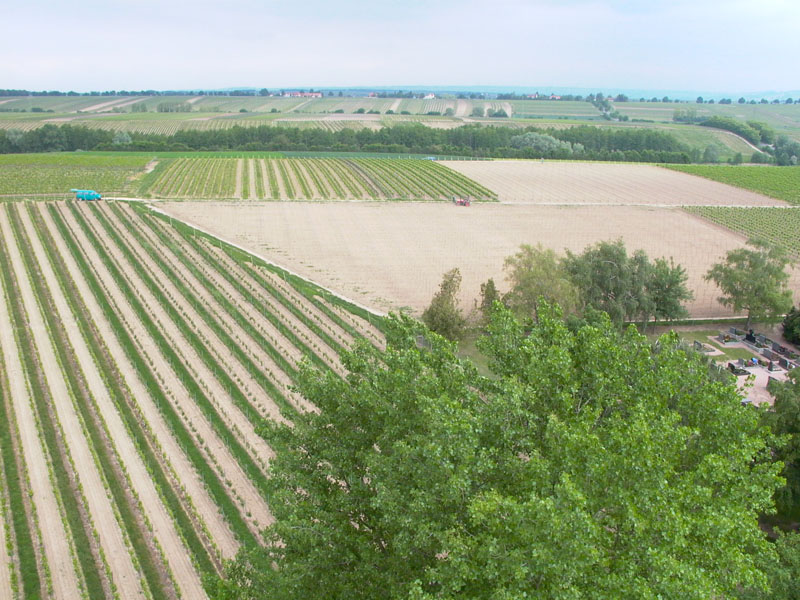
160, 201, 800, 319
442, 160, 786, 206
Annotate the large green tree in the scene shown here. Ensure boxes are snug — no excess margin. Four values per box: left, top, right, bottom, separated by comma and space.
647, 256, 694, 325
218, 306, 782, 599
705, 238, 794, 329
562, 239, 653, 325
502, 243, 579, 321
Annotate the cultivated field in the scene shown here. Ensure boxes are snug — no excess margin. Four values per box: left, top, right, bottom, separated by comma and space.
686, 206, 800, 257
0, 199, 381, 599
612, 101, 800, 141
161, 201, 800, 319
666, 165, 800, 205
143, 157, 496, 201
0, 154, 152, 196
441, 160, 787, 206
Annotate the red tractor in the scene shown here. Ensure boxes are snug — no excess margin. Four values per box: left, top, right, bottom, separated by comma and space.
452, 195, 471, 207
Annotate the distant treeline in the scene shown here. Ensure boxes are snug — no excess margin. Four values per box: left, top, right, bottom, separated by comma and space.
0, 89, 259, 97
0, 123, 693, 162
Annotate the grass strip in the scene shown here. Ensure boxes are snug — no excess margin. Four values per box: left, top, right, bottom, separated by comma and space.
29, 206, 219, 580
48, 205, 258, 550
0, 318, 41, 598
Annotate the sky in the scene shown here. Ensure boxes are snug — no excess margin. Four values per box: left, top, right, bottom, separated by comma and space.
3, 0, 799, 94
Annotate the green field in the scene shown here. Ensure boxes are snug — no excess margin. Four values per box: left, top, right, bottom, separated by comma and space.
685, 206, 800, 257
0, 153, 152, 195
665, 165, 800, 205
142, 156, 497, 201
613, 101, 800, 141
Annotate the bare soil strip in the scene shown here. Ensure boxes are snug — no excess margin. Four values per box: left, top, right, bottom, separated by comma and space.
234, 159, 243, 199
37, 205, 239, 560
58, 204, 272, 540
20, 209, 207, 598
0, 214, 147, 599
0, 226, 80, 599
258, 160, 272, 199
442, 160, 787, 206
81, 97, 134, 113
248, 160, 258, 200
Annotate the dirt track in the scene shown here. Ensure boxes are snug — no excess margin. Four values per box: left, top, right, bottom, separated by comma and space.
442, 161, 787, 206
161, 201, 800, 320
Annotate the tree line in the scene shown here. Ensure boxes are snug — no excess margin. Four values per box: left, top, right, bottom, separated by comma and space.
0, 123, 693, 162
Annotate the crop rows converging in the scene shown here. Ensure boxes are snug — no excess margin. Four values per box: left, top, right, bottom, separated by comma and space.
143, 157, 497, 201
685, 206, 800, 258
0, 153, 152, 196
0, 199, 384, 598
666, 165, 800, 206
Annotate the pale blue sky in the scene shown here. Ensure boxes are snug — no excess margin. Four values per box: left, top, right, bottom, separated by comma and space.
3, 0, 798, 93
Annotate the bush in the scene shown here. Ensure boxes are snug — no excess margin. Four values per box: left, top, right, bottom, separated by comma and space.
783, 306, 800, 345
421, 268, 466, 340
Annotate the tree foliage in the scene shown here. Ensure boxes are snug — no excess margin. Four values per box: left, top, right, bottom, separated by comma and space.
783, 306, 800, 345
765, 370, 800, 518
218, 306, 782, 600
563, 239, 692, 327
502, 243, 578, 320
421, 268, 467, 340
705, 238, 795, 329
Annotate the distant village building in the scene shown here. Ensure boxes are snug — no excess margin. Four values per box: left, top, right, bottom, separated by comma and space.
423, 93, 435, 100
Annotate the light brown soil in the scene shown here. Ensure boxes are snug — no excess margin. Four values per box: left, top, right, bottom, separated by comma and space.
81, 97, 135, 113
88, 205, 274, 473
19, 208, 207, 597
160, 201, 800, 320
0, 215, 80, 599
36, 205, 239, 560
0, 212, 147, 599
58, 204, 272, 538
117, 204, 293, 421
234, 159, 243, 199
248, 159, 258, 200
442, 161, 787, 206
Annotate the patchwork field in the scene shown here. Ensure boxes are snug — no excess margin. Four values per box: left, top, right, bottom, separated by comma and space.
143, 157, 497, 201
441, 160, 787, 205
0, 200, 381, 598
160, 201, 800, 319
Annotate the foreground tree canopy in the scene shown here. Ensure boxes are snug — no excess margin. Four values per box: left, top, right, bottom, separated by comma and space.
217, 304, 782, 599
